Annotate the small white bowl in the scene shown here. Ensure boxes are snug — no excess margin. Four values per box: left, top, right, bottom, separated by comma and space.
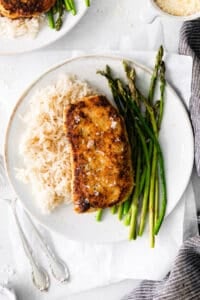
142, 0, 200, 23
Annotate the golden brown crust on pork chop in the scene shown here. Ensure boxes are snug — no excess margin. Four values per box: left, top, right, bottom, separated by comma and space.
64, 95, 133, 213
0, 0, 56, 19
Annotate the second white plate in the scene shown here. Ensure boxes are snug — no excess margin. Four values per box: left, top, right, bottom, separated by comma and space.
0, 1, 87, 54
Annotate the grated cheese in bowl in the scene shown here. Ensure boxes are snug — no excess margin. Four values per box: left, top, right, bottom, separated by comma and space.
16, 75, 95, 213
154, 0, 200, 16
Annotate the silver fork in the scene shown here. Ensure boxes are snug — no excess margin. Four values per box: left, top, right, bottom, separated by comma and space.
0, 155, 70, 290
0, 156, 50, 292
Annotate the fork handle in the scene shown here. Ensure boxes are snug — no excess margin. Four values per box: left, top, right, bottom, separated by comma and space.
24, 210, 70, 282
11, 200, 50, 291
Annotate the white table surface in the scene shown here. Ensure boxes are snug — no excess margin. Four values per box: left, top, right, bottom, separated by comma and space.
0, 1, 187, 299
45, 0, 182, 53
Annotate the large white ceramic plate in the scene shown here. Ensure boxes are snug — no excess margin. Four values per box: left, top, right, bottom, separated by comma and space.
4, 56, 194, 243
0, 1, 87, 54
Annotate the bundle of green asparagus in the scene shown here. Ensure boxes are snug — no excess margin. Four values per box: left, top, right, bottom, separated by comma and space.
47, 0, 90, 31
96, 46, 167, 248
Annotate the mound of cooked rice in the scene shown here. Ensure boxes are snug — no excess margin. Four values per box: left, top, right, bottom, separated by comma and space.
0, 15, 44, 38
17, 75, 95, 212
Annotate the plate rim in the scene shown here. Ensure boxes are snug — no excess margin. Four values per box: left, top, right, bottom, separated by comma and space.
0, 5, 88, 55
4, 54, 194, 241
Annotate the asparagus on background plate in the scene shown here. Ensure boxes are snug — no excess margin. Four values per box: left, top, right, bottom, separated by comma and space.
47, 0, 90, 31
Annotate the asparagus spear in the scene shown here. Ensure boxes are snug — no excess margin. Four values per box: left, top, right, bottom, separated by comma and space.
149, 147, 157, 247
129, 147, 141, 240
85, 0, 90, 6
138, 49, 165, 243
143, 102, 158, 243
124, 213, 131, 226
157, 61, 166, 130
154, 157, 167, 235
148, 45, 164, 104
55, 0, 64, 31
96, 209, 103, 222
123, 61, 139, 105
118, 204, 124, 220
46, 9, 55, 29
110, 205, 117, 214
64, 0, 72, 10
137, 128, 151, 237
154, 174, 159, 226
154, 61, 166, 232
123, 196, 132, 215
139, 166, 147, 195
145, 60, 167, 236
69, 0, 77, 15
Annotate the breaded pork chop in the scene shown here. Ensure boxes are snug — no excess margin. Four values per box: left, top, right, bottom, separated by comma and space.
0, 0, 56, 19
64, 95, 133, 213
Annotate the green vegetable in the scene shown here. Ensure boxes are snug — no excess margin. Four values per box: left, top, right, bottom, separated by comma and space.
47, 9, 55, 29
68, 0, 77, 15
64, 0, 72, 11
129, 147, 141, 240
118, 204, 124, 220
110, 205, 117, 214
123, 197, 132, 215
96, 209, 103, 222
85, 0, 90, 6
124, 213, 131, 226
97, 46, 167, 247
148, 45, 163, 104
47, 0, 90, 31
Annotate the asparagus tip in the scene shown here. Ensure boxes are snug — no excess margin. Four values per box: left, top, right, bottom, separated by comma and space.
159, 45, 164, 57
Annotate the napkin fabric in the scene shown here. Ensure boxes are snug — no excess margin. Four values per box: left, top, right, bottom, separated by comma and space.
122, 236, 200, 300
179, 20, 200, 176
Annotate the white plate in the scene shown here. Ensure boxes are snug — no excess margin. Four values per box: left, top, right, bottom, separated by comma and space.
0, 1, 87, 55
4, 56, 194, 243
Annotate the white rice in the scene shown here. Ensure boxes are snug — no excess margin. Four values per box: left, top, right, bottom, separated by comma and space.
0, 15, 44, 38
155, 0, 200, 16
17, 75, 95, 212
